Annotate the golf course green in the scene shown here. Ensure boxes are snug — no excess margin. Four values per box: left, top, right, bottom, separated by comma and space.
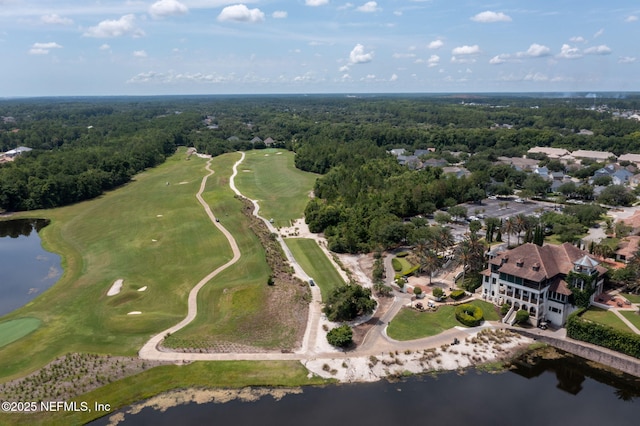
0, 318, 42, 349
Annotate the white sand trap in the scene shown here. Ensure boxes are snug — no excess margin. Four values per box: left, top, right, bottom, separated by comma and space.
157, 214, 163, 217
138, 286, 148, 292
243, 169, 252, 172
179, 181, 189, 185
276, 152, 282, 155
152, 239, 158, 242
127, 311, 142, 315
264, 154, 269, 156
107, 279, 124, 296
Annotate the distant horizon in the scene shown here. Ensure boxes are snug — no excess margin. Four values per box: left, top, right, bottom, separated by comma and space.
1, 1, 638, 97
2, 90, 640, 101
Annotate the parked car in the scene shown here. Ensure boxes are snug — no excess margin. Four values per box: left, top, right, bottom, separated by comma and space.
308, 278, 315, 286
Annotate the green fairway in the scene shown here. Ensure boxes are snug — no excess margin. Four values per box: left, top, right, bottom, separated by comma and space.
0, 149, 238, 380
387, 300, 499, 341
0, 318, 42, 349
234, 149, 318, 227
0, 360, 330, 426
284, 238, 345, 301
582, 308, 634, 333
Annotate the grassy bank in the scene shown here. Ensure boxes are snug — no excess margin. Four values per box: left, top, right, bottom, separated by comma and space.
233, 149, 318, 227
0, 360, 330, 425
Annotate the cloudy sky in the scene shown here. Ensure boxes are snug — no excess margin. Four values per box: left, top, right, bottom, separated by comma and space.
1, 1, 638, 96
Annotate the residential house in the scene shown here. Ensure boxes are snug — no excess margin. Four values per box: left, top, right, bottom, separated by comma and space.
497, 156, 539, 171
615, 236, 640, 263
264, 137, 275, 146
389, 148, 406, 157
571, 149, 616, 162
4, 146, 32, 158
618, 153, 640, 168
481, 243, 606, 327
527, 147, 571, 159
250, 137, 263, 144
441, 166, 471, 178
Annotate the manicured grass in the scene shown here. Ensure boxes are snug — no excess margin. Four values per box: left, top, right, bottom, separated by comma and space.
394, 256, 414, 275
0, 361, 330, 426
0, 318, 42, 348
622, 293, 640, 304
0, 149, 238, 381
233, 149, 318, 227
387, 300, 499, 341
284, 238, 345, 301
582, 308, 634, 333
619, 310, 640, 330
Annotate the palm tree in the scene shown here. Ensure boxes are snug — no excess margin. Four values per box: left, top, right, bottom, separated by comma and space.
502, 217, 515, 247
431, 225, 454, 258
420, 249, 442, 285
513, 214, 527, 245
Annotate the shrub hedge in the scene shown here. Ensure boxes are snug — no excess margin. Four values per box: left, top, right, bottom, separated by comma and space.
391, 258, 402, 272
450, 289, 466, 300
396, 251, 409, 257
455, 304, 484, 327
566, 309, 640, 359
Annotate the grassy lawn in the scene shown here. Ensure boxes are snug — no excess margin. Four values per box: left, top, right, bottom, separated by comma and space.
582, 307, 634, 333
622, 293, 640, 304
0, 149, 241, 381
387, 300, 498, 341
233, 149, 318, 228
394, 256, 414, 275
0, 361, 330, 426
0, 318, 42, 349
619, 310, 640, 330
284, 238, 345, 301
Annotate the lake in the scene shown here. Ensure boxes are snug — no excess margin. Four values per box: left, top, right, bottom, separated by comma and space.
0, 218, 61, 317
95, 349, 639, 426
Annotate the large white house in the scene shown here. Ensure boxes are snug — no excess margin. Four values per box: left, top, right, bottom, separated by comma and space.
481, 243, 606, 327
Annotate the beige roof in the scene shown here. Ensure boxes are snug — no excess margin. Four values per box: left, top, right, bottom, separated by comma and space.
616, 236, 640, 259
571, 149, 616, 160
527, 147, 570, 158
618, 153, 640, 164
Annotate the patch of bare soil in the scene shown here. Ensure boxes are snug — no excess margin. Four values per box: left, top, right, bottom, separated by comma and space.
0, 353, 168, 406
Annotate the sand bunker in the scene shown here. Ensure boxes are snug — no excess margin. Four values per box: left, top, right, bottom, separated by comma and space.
152, 239, 158, 242
276, 152, 282, 155
107, 279, 124, 296
157, 214, 163, 217
242, 169, 252, 172
127, 311, 142, 315
138, 286, 148, 292
179, 181, 189, 185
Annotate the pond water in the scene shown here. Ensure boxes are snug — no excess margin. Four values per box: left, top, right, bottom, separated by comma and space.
95, 350, 639, 426
0, 219, 61, 317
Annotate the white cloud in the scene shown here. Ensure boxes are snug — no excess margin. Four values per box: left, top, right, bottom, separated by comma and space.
523, 43, 551, 57
127, 71, 233, 84
357, 1, 380, 13
618, 56, 637, 64
392, 53, 416, 59
99, 43, 111, 50
523, 72, 549, 82
133, 50, 148, 58
28, 41, 62, 55
272, 11, 287, 19
427, 39, 443, 49
84, 14, 144, 38
593, 28, 604, 38
149, 0, 188, 19
349, 43, 374, 64
451, 45, 480, 55
570, 36, 586, 43
338, 2, 354, 10
41, 14, 73, 25
470, 11, 512, 23
339, 65, 350, 72
584, 44, 611, 55
218, 4, 265, 23
427, 54, 440, 67
625, 15, 638, 23
489, 54, 508, 65
305, 0, 329, 6
557, 44, 582, 59
390, 73, 398, 81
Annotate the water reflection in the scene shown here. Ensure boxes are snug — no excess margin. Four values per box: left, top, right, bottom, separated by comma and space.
0, 219, 61, 317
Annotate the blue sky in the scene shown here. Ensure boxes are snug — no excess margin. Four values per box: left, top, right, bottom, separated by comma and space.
0, 1, 638, 96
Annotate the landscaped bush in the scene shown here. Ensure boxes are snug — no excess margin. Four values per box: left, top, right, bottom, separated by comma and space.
515, 309, 530, 325
455, 304, 484, 327
450, 289, 466, 300
396, 251, 409, 257
326, 325, 353, 348
432, 287, 445, 300
567, 309, 640, 359
500, 303, 511, 316
392, 258, 402, 272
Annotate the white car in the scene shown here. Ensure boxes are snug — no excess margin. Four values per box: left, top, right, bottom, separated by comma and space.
515, 198, 524, 203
